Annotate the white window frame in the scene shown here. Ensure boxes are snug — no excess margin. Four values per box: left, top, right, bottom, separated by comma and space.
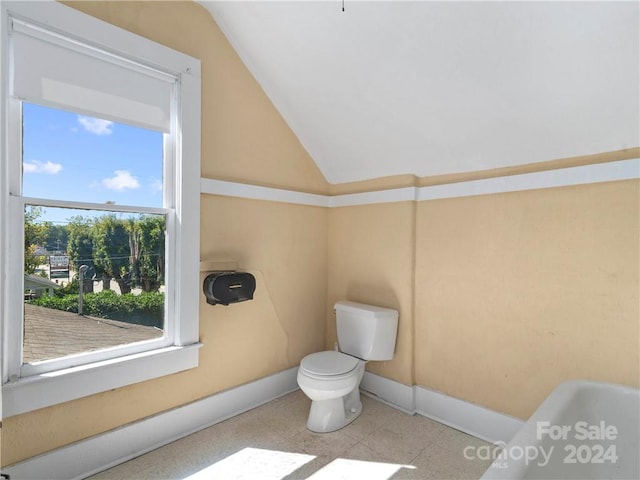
0, 1, 201, 416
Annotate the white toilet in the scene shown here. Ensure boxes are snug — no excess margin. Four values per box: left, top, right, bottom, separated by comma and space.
297, 301, 399, 433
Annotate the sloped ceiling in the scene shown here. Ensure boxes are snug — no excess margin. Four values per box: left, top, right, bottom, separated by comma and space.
199, 1, 639, 184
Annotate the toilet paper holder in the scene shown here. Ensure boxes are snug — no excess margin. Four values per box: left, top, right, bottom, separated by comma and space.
203, 271, 256, 306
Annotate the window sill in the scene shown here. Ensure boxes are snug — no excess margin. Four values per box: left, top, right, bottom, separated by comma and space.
2, 343, 202, 417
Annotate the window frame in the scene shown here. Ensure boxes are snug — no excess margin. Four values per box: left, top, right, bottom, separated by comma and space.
0, 1, 201, 416
17, 114, 173, 377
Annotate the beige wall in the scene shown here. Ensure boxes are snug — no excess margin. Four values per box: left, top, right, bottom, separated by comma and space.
415, 179, 640, 419
327, 177, 639, 419
325, 144, 640, 420
200, 195, 327, 384
1, 0, 329, 466
327, 202, 415, 385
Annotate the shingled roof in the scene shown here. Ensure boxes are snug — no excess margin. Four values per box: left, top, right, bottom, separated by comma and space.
23, 303, 163, 364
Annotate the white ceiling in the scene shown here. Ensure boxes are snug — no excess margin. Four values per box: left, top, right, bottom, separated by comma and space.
200, 1, 639, 184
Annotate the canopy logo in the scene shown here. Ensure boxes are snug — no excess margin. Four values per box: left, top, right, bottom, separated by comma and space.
464, 420, 619, 469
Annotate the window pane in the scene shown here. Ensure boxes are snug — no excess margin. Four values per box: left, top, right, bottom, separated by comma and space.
23, 206, 166, 363
22, 102, 163, 207
21, 101, 167, 365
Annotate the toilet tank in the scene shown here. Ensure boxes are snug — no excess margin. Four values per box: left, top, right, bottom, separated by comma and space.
335, 301, 399, 361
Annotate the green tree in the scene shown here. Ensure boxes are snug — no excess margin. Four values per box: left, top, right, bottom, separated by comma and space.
24, 206, 47, 274
43, 223, 69, 253
126, 217, 142, 289
133, 215, 165, 293
67, 216, 95, 293
93, 215, 132, 294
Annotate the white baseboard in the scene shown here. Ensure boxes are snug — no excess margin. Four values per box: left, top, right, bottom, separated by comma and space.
359, 372, 524, 445
414, 385, 524, 444
360, 371, 415, 413
3, 367, 299, 480
4, 368, 525, 479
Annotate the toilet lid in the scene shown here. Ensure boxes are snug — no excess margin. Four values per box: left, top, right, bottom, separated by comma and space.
300, 351, 359, 376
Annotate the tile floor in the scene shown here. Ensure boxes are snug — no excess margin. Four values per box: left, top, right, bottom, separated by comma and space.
90, 390, 494, 480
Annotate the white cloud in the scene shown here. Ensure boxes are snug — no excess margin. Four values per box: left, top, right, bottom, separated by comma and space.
23, 160, 63, 174
77, 116, 114, 135
102, 170, 140, 191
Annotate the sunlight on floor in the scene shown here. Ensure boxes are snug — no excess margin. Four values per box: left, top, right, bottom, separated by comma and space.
183, 448, 315, 480
307, 457, 416, 480
182, 447, 415, 480
88, 391, 493, 479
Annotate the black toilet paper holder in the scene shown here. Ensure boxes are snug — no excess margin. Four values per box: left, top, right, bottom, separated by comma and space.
203, 271, 256, 306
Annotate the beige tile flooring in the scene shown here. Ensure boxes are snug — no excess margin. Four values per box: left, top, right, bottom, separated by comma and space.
90, 390, 493, 480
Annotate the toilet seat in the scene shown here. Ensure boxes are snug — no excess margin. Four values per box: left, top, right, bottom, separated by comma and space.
297, 350, 365, 433
300, 351, 359, 379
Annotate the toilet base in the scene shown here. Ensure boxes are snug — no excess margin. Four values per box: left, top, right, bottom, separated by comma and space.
306, 388, 363, 433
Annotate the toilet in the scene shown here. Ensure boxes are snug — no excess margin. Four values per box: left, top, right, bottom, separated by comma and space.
297, 301, 399, 433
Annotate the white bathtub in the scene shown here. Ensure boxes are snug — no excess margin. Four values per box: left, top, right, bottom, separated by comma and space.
481, 380, 640, 480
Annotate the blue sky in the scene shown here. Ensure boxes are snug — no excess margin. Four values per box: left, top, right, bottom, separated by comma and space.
22, 103, 163, 225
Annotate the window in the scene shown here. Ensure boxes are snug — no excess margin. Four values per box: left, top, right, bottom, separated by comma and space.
1, 2, 201, 415
22, 105, 168, 374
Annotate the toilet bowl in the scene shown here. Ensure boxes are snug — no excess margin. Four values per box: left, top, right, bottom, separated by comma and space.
297, 301, 399, 433
297, 350, 365, 433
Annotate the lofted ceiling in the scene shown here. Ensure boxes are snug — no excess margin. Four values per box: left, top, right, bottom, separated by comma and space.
199, 1, 639, 184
